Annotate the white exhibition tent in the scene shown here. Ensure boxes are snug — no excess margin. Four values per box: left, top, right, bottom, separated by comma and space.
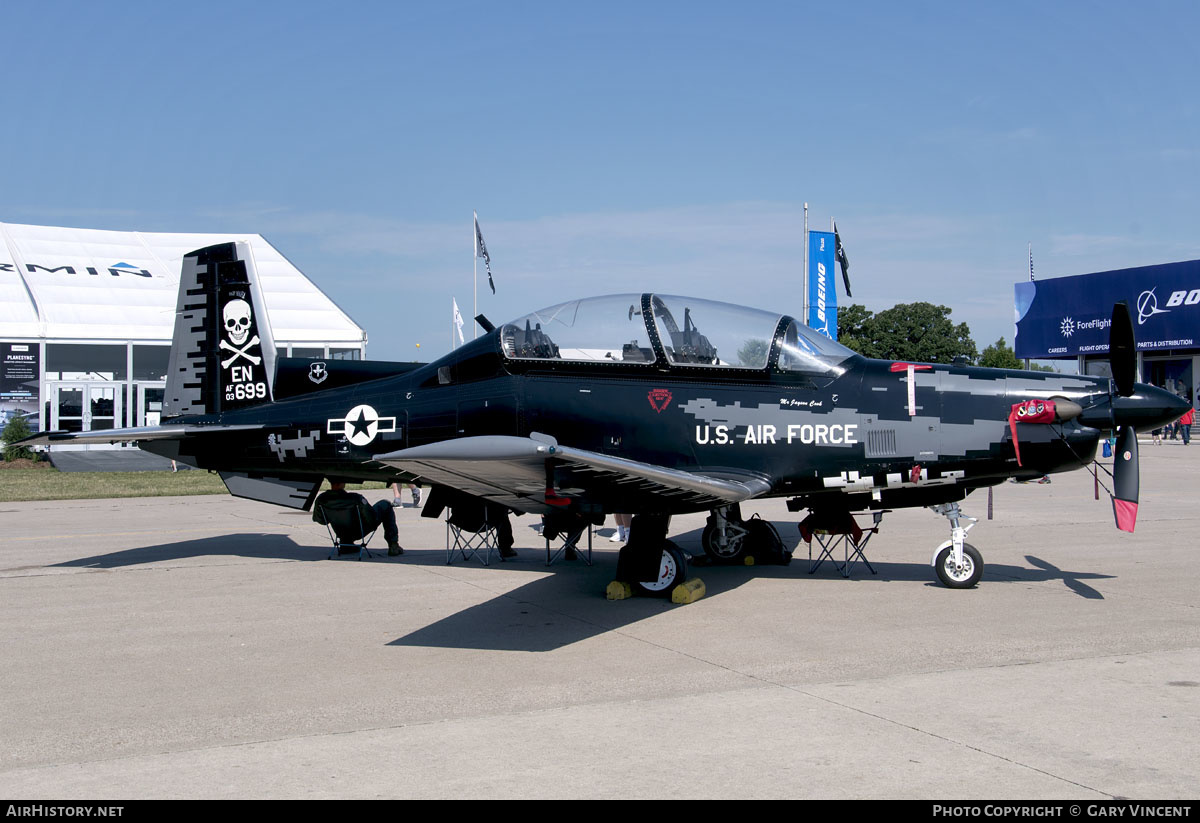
0, 221, 365, 348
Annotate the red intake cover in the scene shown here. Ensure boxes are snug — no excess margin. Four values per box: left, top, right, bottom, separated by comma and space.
1008, 399, 1057, 466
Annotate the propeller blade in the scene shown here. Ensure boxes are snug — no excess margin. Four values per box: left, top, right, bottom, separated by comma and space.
1111, 425, 1139, 532
1109, 302, 1136, 397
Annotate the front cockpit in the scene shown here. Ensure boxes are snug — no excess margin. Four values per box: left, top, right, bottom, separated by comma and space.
498, 293, 855, 378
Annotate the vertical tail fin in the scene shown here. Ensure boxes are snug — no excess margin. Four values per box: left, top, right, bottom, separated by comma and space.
164, 242, 277, 418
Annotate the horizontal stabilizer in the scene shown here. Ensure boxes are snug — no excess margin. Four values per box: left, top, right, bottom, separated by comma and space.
19, 423, 266, 448
219, 472, 321, 510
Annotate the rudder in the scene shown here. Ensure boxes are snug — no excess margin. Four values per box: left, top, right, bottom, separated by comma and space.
164, 242, 277, 418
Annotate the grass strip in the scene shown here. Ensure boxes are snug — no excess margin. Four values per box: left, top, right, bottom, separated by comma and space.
0, 467, 389, 502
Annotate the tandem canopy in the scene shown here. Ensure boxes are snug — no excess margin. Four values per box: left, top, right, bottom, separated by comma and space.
499, 293, 854, 376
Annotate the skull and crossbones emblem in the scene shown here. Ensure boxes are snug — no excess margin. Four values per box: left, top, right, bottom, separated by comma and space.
220, 299, 262, 368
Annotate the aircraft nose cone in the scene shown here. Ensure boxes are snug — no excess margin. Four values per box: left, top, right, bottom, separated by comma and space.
1112, 384, 1193, 432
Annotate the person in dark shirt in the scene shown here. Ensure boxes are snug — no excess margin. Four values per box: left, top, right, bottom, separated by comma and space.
313, 481, 404, 556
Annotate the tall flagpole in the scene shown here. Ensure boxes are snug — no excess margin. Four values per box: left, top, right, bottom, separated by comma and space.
803, 203, 809, 327
473, 211, 478, 340
1024, 242, 1033, 369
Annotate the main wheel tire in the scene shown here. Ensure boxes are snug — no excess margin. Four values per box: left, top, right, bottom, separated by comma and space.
634, 543, 688, 597
934, 542, 983, 589
701, 521, 747, 562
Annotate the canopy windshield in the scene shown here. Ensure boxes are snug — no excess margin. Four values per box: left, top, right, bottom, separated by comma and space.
500, 293, 855, 376
500, 295, 655, 363
650, 294, 779, 368
777, 318, 855, 377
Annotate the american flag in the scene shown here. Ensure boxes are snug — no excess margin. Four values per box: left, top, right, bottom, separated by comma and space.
474, 212, 495, 294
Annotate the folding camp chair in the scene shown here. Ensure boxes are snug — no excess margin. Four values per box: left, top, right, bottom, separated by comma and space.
316, 498, 379, 561
544, 523, 593, 566
800, 510, 883, 578
445, 504, 499, 566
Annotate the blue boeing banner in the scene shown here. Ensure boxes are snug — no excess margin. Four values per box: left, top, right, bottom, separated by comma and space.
1014, 260, 1200, 359
808, 230, 838, 340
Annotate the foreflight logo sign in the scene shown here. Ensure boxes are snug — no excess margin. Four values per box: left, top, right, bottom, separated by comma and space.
1060, 317, 1075, 338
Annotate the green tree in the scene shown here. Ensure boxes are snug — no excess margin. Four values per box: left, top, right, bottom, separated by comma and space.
979, 337, 1057, 371
835, 303, 875, 357
858, 302, 977, 364
2, 413, 35, 461
979, 337, 1023, 369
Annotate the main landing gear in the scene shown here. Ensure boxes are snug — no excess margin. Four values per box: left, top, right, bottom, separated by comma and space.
701, 504, 749, 562
929, 502, 983, 588
610, 514, 701, 602
701, 504, 791, 566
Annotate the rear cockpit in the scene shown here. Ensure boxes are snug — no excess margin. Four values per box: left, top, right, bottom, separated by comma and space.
499, 293, 855, 378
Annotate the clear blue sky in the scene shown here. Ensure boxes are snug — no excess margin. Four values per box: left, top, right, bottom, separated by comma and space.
3, 1, 1198, 360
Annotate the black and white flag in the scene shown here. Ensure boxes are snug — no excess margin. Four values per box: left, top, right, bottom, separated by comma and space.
834, 222, 852, 298
474, 211, 495, 294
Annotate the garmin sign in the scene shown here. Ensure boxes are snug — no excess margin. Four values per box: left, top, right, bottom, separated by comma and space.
0, 261, 152, 277
1014, 260, 1200, 358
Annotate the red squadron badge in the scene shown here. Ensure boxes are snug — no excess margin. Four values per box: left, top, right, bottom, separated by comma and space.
647, 389, 673, 413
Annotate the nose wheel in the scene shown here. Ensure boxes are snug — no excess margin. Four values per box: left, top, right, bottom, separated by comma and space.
934, 542, 983, 588
929, 502, 984, 589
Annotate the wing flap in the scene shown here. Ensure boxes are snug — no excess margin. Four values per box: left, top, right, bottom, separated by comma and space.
219, 471, 320, 510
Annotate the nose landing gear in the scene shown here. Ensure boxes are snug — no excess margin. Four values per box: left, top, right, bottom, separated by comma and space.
701, 504, 749, 562
929, 502, 983, 588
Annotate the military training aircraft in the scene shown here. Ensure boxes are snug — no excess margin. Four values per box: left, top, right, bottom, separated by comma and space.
23, 242, 1189, 595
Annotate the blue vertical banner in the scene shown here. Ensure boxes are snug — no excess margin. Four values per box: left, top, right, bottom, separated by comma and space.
808, 230, 838, 340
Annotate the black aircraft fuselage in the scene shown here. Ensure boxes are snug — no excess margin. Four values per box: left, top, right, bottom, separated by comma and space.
147, 315, 1168, 516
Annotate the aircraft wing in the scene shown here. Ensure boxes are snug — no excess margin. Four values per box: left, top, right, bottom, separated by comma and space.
374, 433, 771, 514
19, 424, 266, 447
